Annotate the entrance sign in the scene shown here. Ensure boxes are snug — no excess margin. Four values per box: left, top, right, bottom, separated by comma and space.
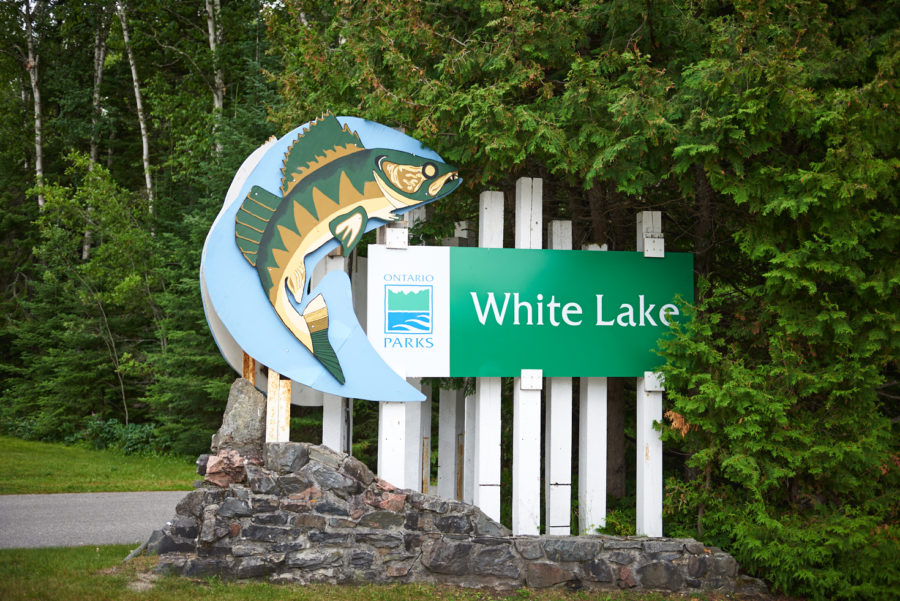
368, 245, 693, 377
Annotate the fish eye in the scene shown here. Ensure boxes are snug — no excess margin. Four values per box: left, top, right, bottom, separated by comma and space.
422, 163, 437, 178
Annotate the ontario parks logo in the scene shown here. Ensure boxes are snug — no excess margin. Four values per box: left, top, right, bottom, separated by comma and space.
385, 285, 433, 334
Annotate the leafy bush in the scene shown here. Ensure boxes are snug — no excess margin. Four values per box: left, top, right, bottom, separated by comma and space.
75, 417, 159, 456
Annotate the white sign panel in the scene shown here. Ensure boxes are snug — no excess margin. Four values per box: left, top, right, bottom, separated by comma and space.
366, 245, 450, 377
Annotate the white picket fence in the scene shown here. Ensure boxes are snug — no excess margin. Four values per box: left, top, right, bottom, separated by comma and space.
274, 177, 666, 537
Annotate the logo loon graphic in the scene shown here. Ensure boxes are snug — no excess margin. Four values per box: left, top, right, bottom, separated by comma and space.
385, 285, 433, 334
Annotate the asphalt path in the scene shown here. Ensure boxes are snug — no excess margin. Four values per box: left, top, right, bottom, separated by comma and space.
0, 490, 188, 549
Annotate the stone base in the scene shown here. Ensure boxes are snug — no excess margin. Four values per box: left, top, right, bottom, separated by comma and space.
150, 442, 765, 595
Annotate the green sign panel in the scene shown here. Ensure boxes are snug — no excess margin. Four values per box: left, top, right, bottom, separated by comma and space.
448, 248, 693, 377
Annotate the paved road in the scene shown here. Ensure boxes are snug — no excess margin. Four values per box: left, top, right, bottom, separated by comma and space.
0, 491, 188, 549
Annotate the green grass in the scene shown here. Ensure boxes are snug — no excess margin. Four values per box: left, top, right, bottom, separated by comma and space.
0, 436, 196, 494
0, 545, 739, 601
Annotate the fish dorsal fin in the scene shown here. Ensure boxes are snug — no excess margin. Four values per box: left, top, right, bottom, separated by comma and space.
281, 113, 364, 197
329, 206, 369, 256
235, 186, 280, 267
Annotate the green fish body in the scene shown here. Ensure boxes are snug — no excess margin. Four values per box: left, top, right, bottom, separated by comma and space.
234, 114, 460, 384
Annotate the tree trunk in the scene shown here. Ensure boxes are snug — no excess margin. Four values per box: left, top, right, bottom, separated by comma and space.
24, 0, 45, 209
89, 7, 111, 166
693, 163, 715, 278
84, 6, 112, 261
116, 1, 154, 213
205, 0, 224, 155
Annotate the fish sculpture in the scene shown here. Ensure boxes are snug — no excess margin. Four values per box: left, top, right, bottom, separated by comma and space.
233, 113, 461, 385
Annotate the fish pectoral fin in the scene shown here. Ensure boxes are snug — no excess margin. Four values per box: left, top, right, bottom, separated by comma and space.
302, 295, 345, 384
329, 206, 368, 256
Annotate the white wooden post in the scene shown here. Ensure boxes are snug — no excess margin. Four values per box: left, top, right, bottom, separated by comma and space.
474, 376, 501, 521
635, 210, 664, 536
579, 242, 608, 533
320, 253, 351, 454
512, 177, 543, 535
545, 220, 573, 535
579, 376, 607, 533
378, 400, 408, 487
437, 386, 465, 499
265, 368, 291, 443
470, 191, 504, 521
636, 372, 664, 536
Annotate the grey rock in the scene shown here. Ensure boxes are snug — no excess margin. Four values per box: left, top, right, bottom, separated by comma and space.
525, 562, 575, 588
241, 524, 291, 542
473, 544, 521, 579
196, 454, 210, 475
472, 511, 511, 537
307, 444, 343, 470
233, 556, 276, 578
250, 494, 280, 513
156, 533, 195, 554
210, 378, 266, 456
170, 515, 199, 539
542, 538, 602, 562
357, 532, 403, 549
277, 475, 311, 495
358, 511, 405, 529
421, 539, 472, 575
175, 490, 206, 518
340, 455, 375, 486
143, 529, 166, 555
217, 497, 251, 518
712, 553, 738, 577
292, 514, 327, 529
182, 558, 229, 578
435, 515, 471, 534
286, 549, 343, 569
349, 550, 375, 568
251, 512, 290, 526
245, 464, 279, 495
314, 499, 350, 516
642, 540, 685, 553
265, 442, 309, 473
603, 538, 643, 550
308, 530, 352, 544
515, 538, 545, 560
684, 541, 707, 554
303, 462, 359, 497
583, 559, 613, 582
231, 542, 271, 557
636, 561, 684, 591
607, 550, 637, 565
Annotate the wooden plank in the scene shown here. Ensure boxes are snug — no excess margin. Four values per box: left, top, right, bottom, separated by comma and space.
241, 352, 255, 386
579, 376, 607, 533
265, 368, 291, 443
635, 211, 664, 536
378, 401, 407, 487
473, 376, 501, 522
636, 373, 663, 536
512, 177, 543, 535
513, 371, 542, 535
472, 191, 504, 520
579, 241, 608, 533
546, 220, 573, 535
320, 253, 349, 447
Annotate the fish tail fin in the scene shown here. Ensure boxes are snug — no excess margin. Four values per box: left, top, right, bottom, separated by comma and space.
235, 186, 280, 266
302, 294, 345, 384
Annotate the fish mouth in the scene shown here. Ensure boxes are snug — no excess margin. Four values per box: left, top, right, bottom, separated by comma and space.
427, 171, 459, 197
373, 171, 416, 209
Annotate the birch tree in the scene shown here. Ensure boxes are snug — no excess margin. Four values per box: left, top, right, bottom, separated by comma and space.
23, 0, 46, 208
205, 0, 224, 155
115, 0, 153, 211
